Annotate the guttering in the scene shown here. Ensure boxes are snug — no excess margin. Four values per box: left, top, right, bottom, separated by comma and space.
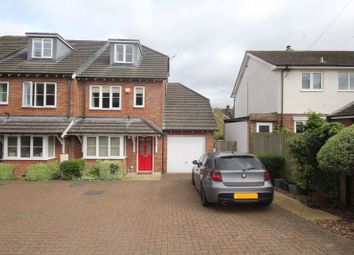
280, 66, 289, 128
330, 115, 354, 120
274, 66, 354, 70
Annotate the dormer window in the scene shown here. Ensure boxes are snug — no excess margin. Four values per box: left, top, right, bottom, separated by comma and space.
32, 38, 53, 58
114, 44, 134, 63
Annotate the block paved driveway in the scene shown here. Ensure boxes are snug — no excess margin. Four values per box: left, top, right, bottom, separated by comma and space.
1, 174, 354, 255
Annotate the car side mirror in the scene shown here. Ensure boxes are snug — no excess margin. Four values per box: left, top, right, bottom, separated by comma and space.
192, 160, 199, 165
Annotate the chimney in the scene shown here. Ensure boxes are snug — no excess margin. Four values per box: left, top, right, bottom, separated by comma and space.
286, 45, 294, 51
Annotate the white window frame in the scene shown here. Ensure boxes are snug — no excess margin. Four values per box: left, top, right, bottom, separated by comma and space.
256, 122, 273, 133
22, 82, 57, 108
114, 44, 134, 63
133, 86, 145, 108
83, 135, 125, 159
3, 135, 56, 160
32, 38, 53, 59
0, 81, 9, 104
338, 72, 354, 92
301, 72, 323, 91
293, 117, 308, 133
89, 85, 122, 110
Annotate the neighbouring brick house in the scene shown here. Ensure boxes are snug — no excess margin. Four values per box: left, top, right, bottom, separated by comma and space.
0, 33, 216, 176
225, 48, 354, 152
328, 100, 354, 126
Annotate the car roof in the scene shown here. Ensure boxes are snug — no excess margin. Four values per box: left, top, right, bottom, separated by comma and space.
208, 152, 256, 158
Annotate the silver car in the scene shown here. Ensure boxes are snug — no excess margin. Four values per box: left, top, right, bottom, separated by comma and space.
192, 152, 273, 207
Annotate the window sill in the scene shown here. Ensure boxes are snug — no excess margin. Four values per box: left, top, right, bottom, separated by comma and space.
89, 108, 122, 111
0, 103, 8, 105
82, 156, 126, 160
300, 89, 323, 92
21, 106, 56, 109
337, 90, 354, 92
133, 106, 145, 108
3, 157, 53, 161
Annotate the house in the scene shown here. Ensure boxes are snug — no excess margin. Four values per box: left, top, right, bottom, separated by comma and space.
0, 33, 216, 176
328, 100, 354, 126
225, 49, 354, 152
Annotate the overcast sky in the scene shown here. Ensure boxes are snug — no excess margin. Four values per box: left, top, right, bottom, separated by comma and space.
1, 0, 354, 107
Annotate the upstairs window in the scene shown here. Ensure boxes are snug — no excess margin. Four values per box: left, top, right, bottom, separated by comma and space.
90, 85, 121, 110
23, 82, 56, 107
114, 44, 134, 63
0, 82, 8, 104
302, 72, 322, 90
134, 86, 145, 108
338, 72, 354, 91
32, 38, 53, 58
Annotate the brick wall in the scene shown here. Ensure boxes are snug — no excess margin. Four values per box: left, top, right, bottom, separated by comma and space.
334, 118, 354, 127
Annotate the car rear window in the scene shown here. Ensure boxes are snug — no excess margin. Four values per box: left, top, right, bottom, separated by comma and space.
215, 156, 262, 170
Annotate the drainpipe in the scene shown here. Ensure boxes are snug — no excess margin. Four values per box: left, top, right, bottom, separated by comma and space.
162, 135, 165, 174
280, 70, 284, 128
82, 80, 86, 118
67, 79, 72, 117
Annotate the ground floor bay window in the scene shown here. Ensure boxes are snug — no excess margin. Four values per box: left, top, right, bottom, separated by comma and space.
3, 135, 55, 160
83, 135, 125, 159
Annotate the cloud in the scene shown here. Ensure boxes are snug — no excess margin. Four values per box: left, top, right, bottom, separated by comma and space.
2, 0, 354, 107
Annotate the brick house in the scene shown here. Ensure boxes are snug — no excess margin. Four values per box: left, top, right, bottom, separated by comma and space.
0, 33, 216, 176
328, 100, 354, 126
225, 49, 354, 152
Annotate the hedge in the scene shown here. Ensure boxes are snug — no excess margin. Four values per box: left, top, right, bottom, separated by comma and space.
60, 160, 86, 180
25, 163, 60, 181
255, 152, 284, 180
0, 163, 15, 180
82, 160, 125, 180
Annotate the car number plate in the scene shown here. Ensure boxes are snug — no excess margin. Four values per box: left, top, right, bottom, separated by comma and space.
234, 192, 258, 200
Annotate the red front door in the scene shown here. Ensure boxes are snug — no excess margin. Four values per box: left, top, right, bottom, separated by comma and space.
138, 136, 153, 171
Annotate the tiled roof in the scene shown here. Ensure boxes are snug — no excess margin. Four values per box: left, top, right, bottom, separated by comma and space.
0, 35, 169, 79
68, 117, 162, 134
248, 51, 354, 67
163, 83, 217, 130
0, 116, 71, 134
331, 101, 354, 117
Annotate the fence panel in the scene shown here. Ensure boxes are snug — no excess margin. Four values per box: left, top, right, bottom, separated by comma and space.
250, 133, 297, 181
213, 140, 237, 152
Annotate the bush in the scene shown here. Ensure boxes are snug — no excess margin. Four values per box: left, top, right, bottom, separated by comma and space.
288, 112, 343, 194
0, 163, 15, 180
318, 124, 354, 176
256, 153, 284, 180
60, 160, 86, 180
25, 163, 60, 181
90, 160, 125, 180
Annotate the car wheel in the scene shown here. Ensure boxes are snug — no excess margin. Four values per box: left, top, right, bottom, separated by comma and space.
201, 187, 209, 207
192, 173, 195, 186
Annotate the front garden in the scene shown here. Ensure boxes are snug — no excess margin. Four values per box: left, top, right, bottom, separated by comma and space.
0, 159, 125, 181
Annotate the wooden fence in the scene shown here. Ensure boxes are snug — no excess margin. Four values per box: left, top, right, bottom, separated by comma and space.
249, 133, 297, 181
213, 140, 237, 152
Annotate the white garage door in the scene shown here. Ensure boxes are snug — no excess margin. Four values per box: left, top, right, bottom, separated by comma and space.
167, 136, 206, 173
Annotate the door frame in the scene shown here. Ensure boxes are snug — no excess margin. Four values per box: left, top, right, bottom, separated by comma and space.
136, 136, 154, 173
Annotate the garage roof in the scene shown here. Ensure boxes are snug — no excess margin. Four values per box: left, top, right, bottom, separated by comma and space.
164, 83, 217, 131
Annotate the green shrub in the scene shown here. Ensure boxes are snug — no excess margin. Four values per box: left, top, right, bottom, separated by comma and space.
25, 163, 60, 181
318, 124, 354, 176
0, 163, 15, 180
60, 160, 86, 180
92, 160, 125, 180
288, 112, 343, 194
256, 153, 284, 180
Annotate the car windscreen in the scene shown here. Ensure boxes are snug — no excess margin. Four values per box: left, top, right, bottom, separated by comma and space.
215, 156, 262, 170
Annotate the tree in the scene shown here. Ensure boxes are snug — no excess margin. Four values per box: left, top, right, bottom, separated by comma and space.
318, 124, 354, 176
213, 109, 225, 140
288, 112, 343, 194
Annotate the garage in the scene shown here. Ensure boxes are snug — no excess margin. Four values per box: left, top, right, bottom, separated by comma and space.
167, 136, 205, 173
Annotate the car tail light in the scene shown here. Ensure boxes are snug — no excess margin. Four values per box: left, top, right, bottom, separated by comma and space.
210, 169, 222, 182
264, 169, 271, 182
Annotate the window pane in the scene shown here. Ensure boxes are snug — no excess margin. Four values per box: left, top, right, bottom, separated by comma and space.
302, 73, 310, 89
87, 137, 96, 156
350, 73, 354, 90
48, 136, 55, 157
35, 83, 44, 106
102, 87, 110, 108
339, 72, 348, 90
136, 95, 143, 106
46, 84, 55, 94
21, 136, 31, 158
126, 45, 133, 62
116, 45, 124, 62
295, 121, 305, 133
7, 137, 17, 157
258, 125, 270, 133
43, 39, 52, 57
313, 73, 322, 89
46, 95, 55, 106
33, 137, 43, 157
0, 83, 7, 103
135, 88, 144, 106
110, 137, 120, 156
33, 39, 42, 57
24, 83, 32, 106
99, 136, 108, 157
91, 87, 100, 108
